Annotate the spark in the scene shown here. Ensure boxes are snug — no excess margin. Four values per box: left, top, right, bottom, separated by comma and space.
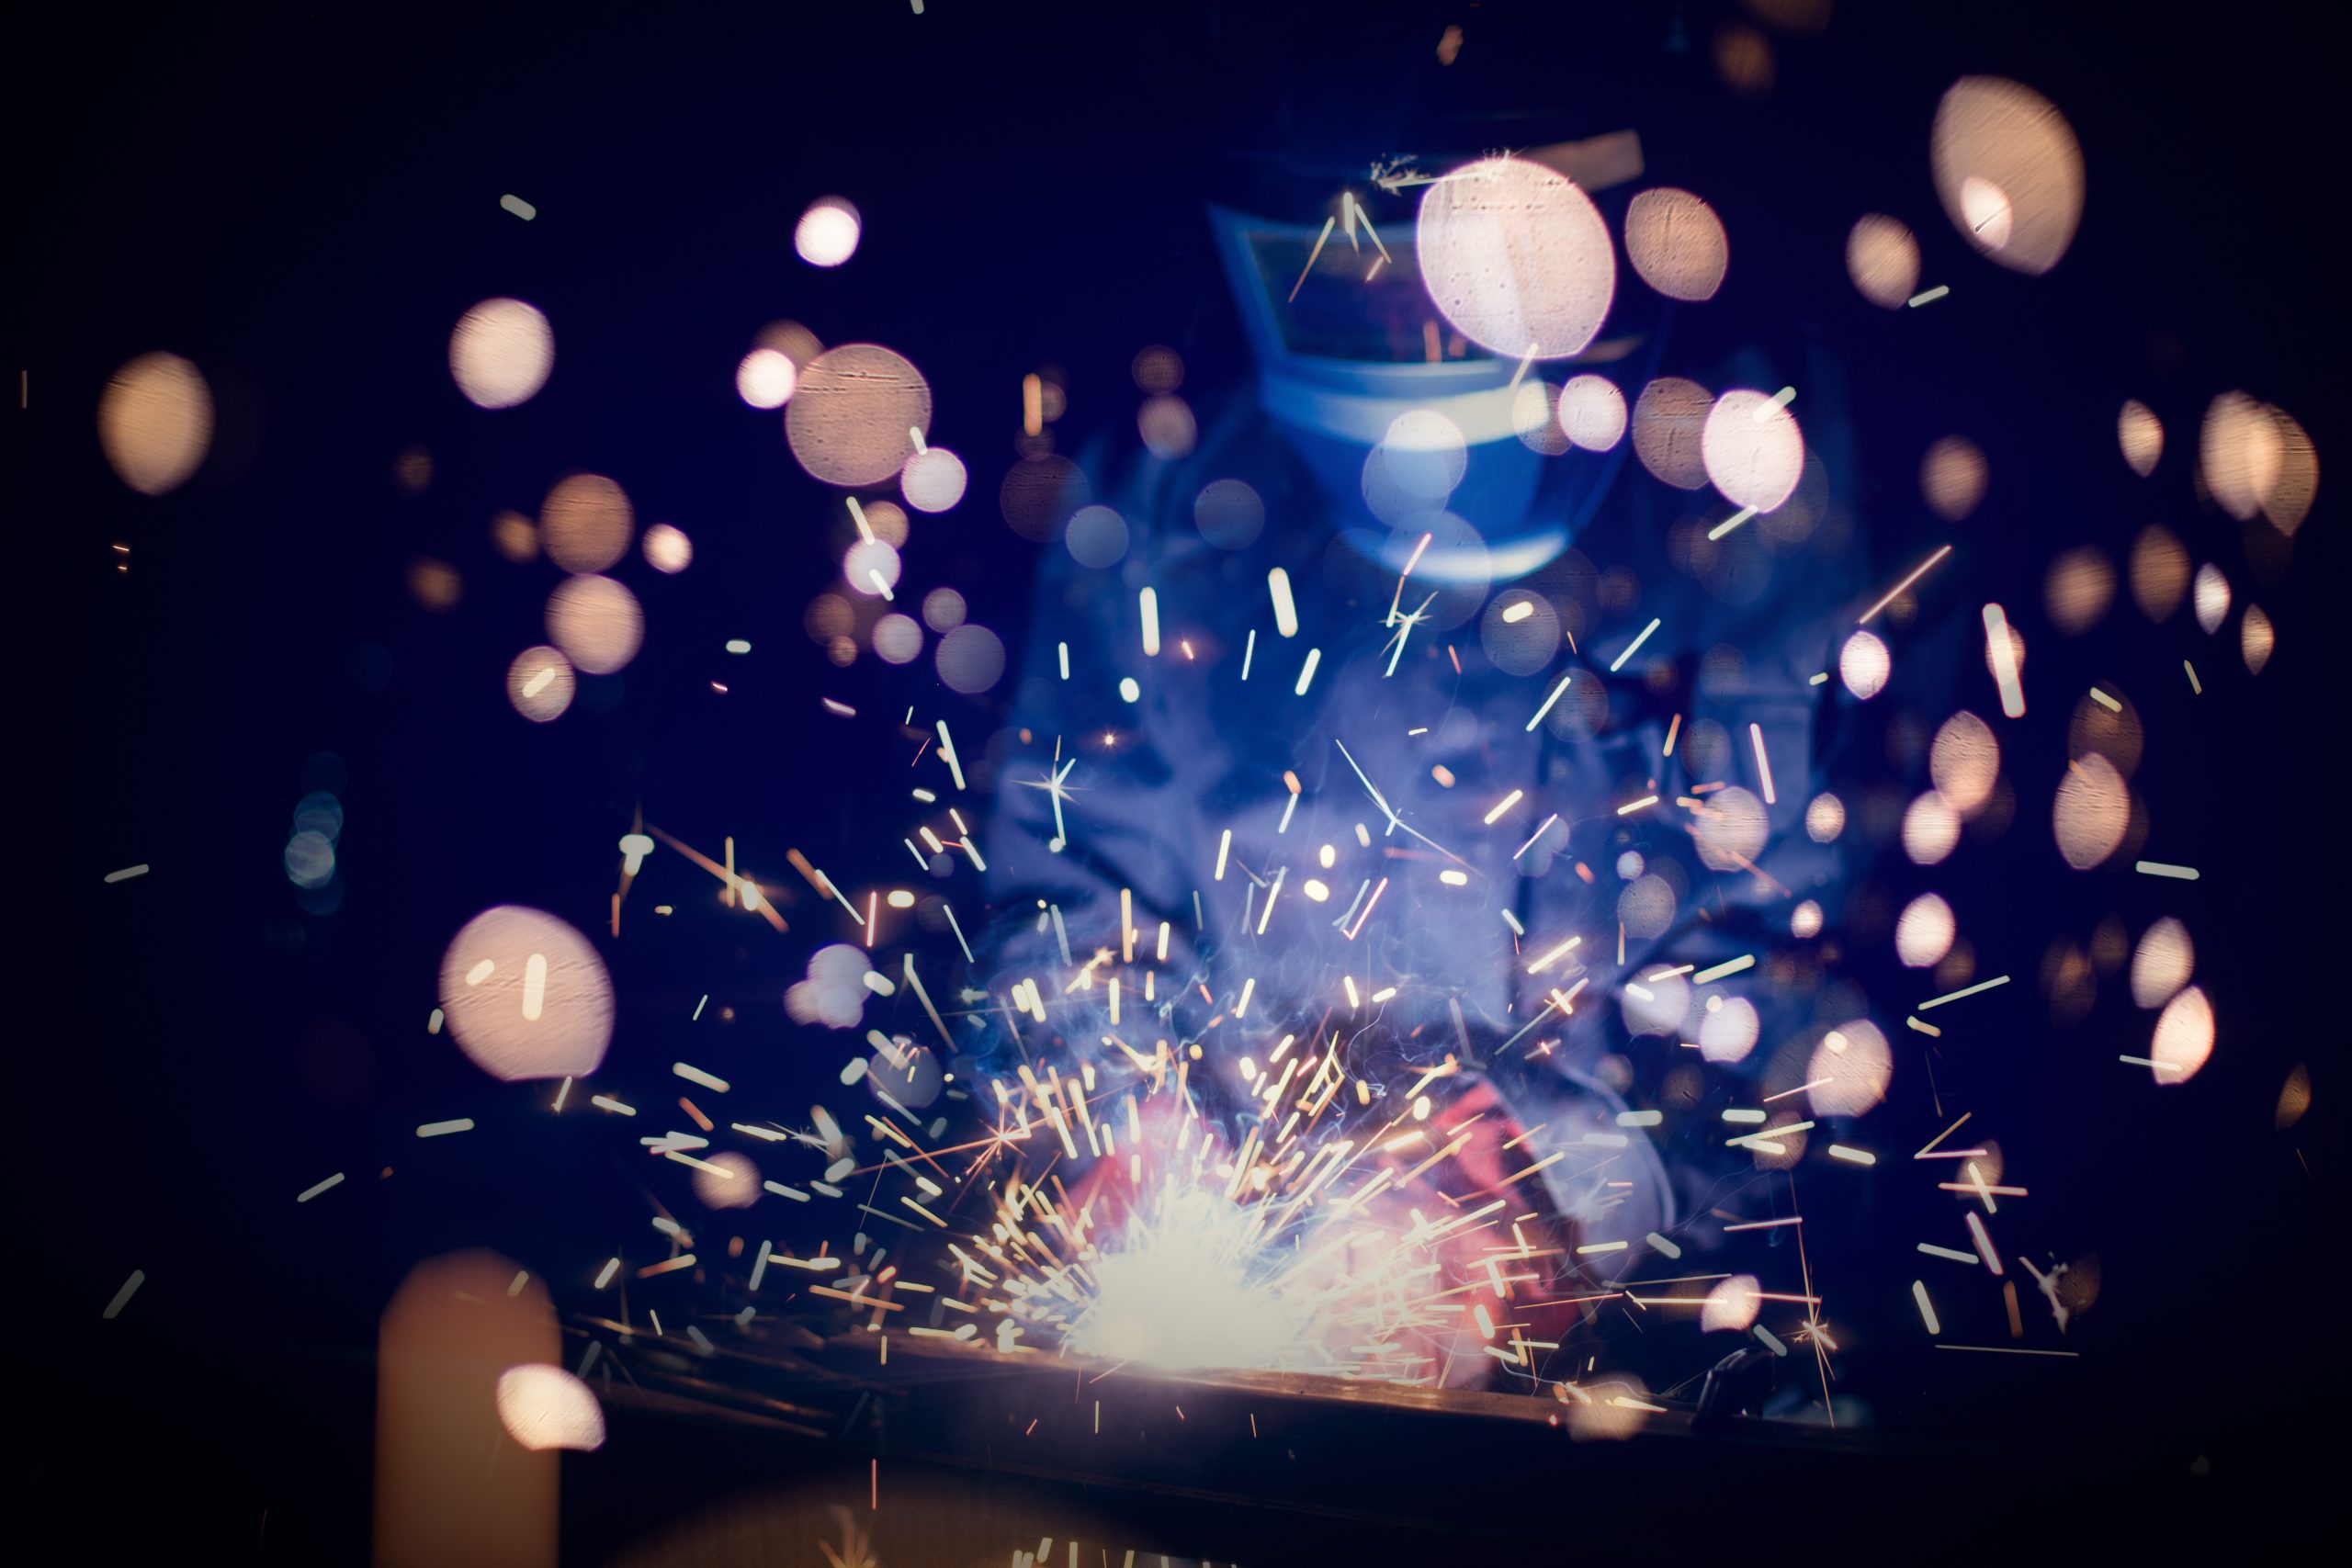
1513, 813, 1560, 858
103, 1271, 146, 1320
1706, 506, 1757, 541
1748, 722, 1776, 804
1287, 215, 1337, 303
1524, 674, 1574, 732
1917, 974, 2009, 1010
1608, 617, 1661, 673
1526, 934, 1582, 973
1984, 604, 2027, 716
1263, 573, 1305, 646
1860, 545, 1954, 625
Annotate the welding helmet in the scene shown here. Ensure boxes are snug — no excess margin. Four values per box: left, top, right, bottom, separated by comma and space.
1207, 130, 1667, 589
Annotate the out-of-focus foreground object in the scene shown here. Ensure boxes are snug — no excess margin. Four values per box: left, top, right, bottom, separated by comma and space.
375, 1250, 560, 1568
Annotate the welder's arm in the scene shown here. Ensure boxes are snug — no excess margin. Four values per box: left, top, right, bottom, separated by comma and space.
969, 536, 1233, 1062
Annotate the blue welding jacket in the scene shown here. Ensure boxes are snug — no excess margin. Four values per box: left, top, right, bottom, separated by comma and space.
971, 206, 1884, 1288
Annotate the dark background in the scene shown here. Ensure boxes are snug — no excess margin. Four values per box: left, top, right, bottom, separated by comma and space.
11, 0, 2341, 1558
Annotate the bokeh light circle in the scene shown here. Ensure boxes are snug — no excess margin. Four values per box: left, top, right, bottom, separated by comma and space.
1845, 215, 1919, 309
1194, 479, 1266, 549
1000, 454, 1091, 542
1131, 344, 1183, 395
2151, 987, 2214, 1085
1702, 389, 1804, 513
495, 1364, 605, 1452
935, 624, 1006, 694
1702, 1275, 1762, 1333
1065, 504, 1130, 569
642, 522, 692, 573
1624, 188, 1729, 302
2261, 407, 2319, 536
1895, 894, 1957, 968
874, 612, 922, 665
867, 1042, 944, 1110
2193, 564, 2231, 635
1480, 591, 1562, 676
795, 197, 861, 267
1931, 76, 2085, 275
438, 906, 614, 1080
98, 352, 213, 495
844, 537, 901, 598
900, 446, 968, 513
785, 344, 933, 487
1808, 1021, 1893, 1118
540, 473, 634, 575
1698, 997, 1760, 1065
2043, 547, 2114, 635
922, 587, 966, 632
545, 575, 643, 674
693, 1150, 762, 1210
2052, 753, 2130, 869
449, 299, 554, 410
1838, 630, 1890, 699
736, 348, 797, 409
1558, 375, 1628, 451
1902, 791, 1961, 865
1921, 435, 1988, 520
1692, 786, 1769, 872
2242, 604, 2276, 674
1512, 379, 1572, 456
2130, 526, 2188, 621
1382, 410, 1470, 501
1415, 156, 1617, 359
2118, 400, 2163, 477
2068, 686, 2143, 779
1632, 378, 1713, 490
505, 645, 577, 722
2131, 918, 2194, 1009
2199, 391, 2282, 522
1139, 394, 1198, 459
1928, 710, 1999, 815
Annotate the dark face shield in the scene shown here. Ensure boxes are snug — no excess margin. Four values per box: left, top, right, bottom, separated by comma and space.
1206, 139, 1657, 585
